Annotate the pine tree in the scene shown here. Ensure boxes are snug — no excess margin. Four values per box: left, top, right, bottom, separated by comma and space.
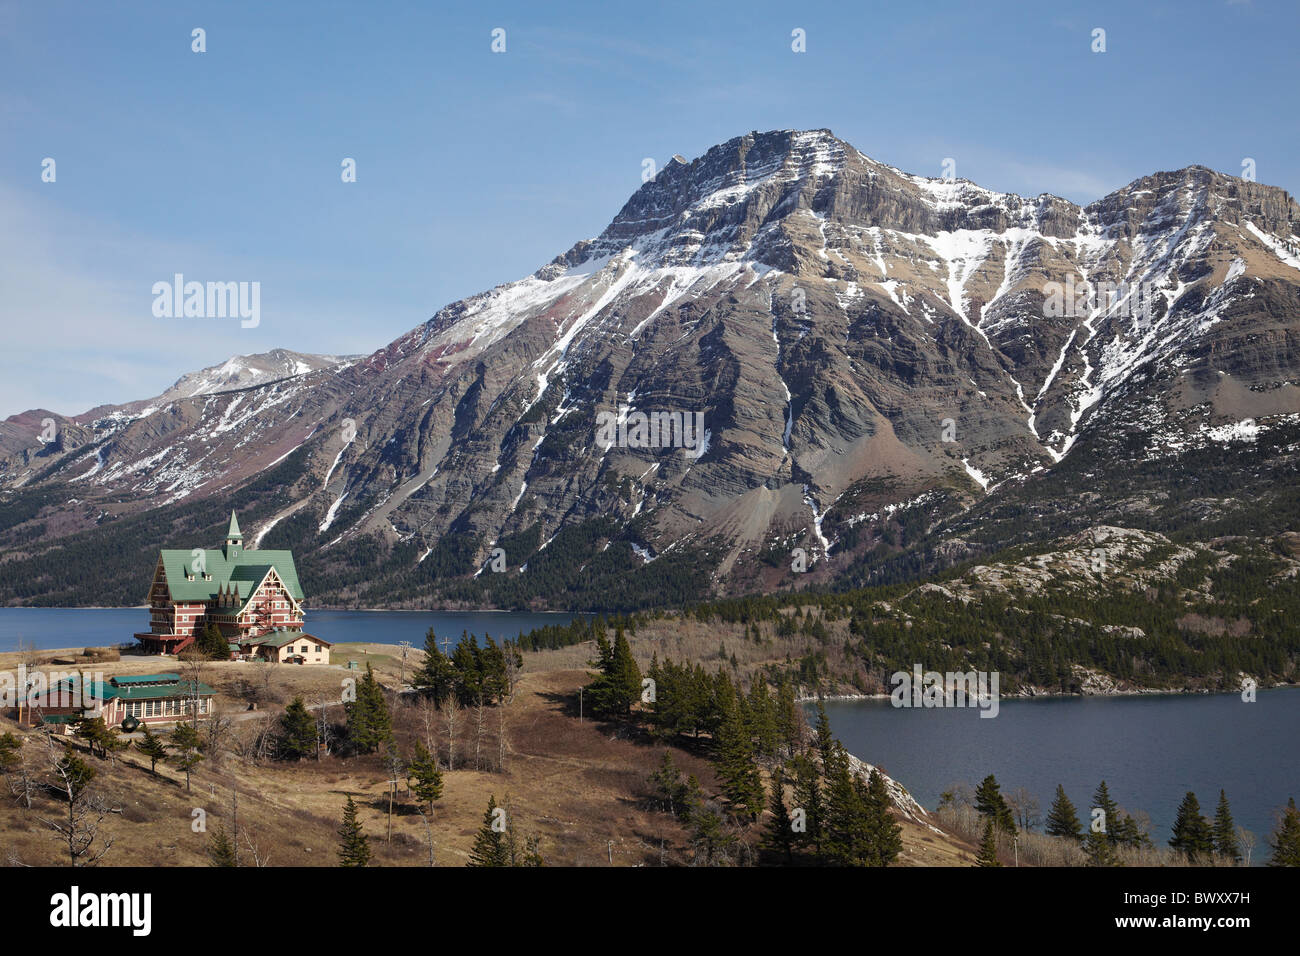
337, 795, 371, 867
1045, 784, 1083, 841
1091, 780, 1120, 845
1212, 790, 1241, 864
1268, 797, 1300, 867
168, 722, 203, 793
1169, 791, 1214, 863
863, 768, 903, 866
713, 697, 765, 820
813, 703, 834, 769
55, 746, 95, 800
762, 769, 796, 863
407, 741, 444, 815
775, 678, 800, 757
468, 795, 510, 867
790, 753, 823, 855
279, 696, 317, 759
976, 819, 1001, 867
822, 742, 877, 866
134, 725, 169, 775
746, 679, 777, 759
345, 664, 392, 754
1083, 826, 1120, 866
0, 733, 18, 775
207, 824, 237, 866
199, 622, 229, 660
412, 629, 457, 703
975, 774, 1016, 834
649, 750, 690, 818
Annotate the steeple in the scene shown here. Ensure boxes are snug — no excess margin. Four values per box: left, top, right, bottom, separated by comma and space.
224, 510, 243, 560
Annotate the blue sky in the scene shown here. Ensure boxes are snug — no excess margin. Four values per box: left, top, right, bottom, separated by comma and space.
1, 0, 1294, 417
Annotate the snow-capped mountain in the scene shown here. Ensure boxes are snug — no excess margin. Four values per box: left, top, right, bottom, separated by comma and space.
2, 129, 1297, 608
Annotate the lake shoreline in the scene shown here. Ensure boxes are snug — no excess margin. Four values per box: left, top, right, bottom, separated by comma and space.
796, 680, 1298, 705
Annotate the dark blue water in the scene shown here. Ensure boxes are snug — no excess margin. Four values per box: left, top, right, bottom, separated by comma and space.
0, 607, 587, 652
816, 689, 1300, 854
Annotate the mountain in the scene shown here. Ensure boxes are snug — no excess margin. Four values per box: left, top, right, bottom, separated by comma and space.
1, 129, 1297, 610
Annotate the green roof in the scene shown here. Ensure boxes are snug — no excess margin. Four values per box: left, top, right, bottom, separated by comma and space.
112, 673, 180, 685
157, 546, 304, 605
226, 510, 242, 540
242, 629, 330, 648
31, 675, 215, 703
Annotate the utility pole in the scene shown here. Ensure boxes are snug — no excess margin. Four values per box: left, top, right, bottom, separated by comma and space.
607, 840, 613, 864
398, 641, 411, 685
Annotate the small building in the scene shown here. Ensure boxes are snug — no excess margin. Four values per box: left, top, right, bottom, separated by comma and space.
15, 673, 216, 730
135, 511, 310, 656
236, 629, 332, 665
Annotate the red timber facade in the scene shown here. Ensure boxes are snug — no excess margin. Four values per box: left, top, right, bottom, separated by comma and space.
134, 511, 312, 656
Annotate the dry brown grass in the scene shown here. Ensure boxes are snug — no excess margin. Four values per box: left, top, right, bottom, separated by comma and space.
0, 640, 970, 867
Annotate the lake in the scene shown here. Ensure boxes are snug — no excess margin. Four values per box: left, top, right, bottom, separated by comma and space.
815, 689, 1300, 858
0, 607, 587, 652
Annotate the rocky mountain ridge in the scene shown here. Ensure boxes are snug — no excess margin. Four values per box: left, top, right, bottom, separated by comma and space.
1, 129, 1297, 609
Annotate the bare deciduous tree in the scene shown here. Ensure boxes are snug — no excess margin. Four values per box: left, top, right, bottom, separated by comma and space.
443, 698, 459, 771
39, 733, 115, 866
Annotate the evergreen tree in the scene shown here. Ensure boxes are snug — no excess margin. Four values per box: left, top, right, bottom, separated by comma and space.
863, 768, 903, 866
821, 742, 876, 866
168, 722, 203, 793
199, 622, 230, 660
134, 725, 169, 775
1091, 780, 1121, 845
774, 678, 800, 757
0, 732, 19, 774
649, 750, 690, 818
746, 679, 777, 759
813, 703, 834, 769
407, 741, 444, 815
337, 795, 371, 867
411, 629, 457, 703
1045, 784, 1083, 842
687, 800, 737, 866
1112, 811, 1150, 849
451, 637, 482, 706
207, 824, 237, 867
584, 625, 642, 720
790, 753, 823, 854
1268, 797, 1300, 867
1083, 825, 1120, 866
976, 819, 1001, 867
762, 769, 796, 863
1212, 790, 1241, 864
974, 774, 1016, 834
713, 696, 765, 820
55, 746, 95, 800
468, 795, 510, 867
345, 664, 392, 754
1169, 791, 1214, 863
279, 696, 317, 759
